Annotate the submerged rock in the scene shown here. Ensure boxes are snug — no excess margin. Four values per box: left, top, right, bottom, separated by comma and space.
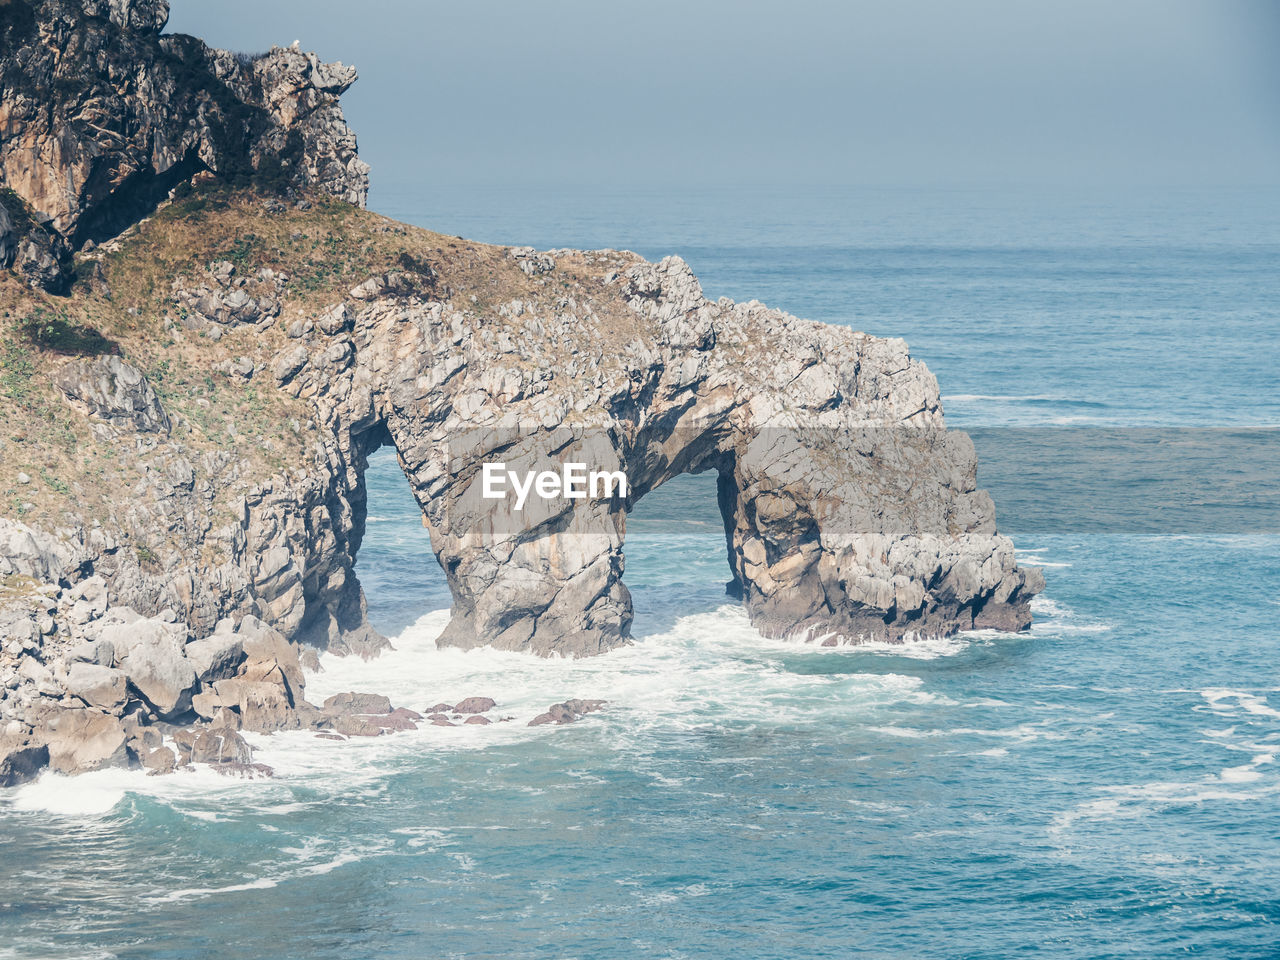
453, 697, 496, 715
528, 699, 608, 727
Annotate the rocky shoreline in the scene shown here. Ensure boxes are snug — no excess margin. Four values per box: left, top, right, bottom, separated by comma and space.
0, 574, 610, 785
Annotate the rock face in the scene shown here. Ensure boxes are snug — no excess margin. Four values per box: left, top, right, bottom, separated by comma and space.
0, 0, 368, 289
54, 356, 171, 434
0, 586, 422, 784
92, 242, 1034, 661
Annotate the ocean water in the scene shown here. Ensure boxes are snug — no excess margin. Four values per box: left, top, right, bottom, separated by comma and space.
3, 185, 1279, 959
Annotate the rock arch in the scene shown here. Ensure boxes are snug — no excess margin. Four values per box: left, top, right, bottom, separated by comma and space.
289, 253, 1041, 658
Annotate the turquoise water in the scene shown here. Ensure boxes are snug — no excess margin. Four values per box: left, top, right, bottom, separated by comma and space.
3, 186, 1279, 958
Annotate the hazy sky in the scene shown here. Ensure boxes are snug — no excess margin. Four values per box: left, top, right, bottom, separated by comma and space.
167, 1, 1279, 193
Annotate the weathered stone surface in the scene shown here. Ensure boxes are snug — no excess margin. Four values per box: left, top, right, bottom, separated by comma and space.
54, 356, 170, 434
0, 518, 90, 582
234, 617, 304, 695
0, 203, 15, 267
44, 708, 129, 773
330, 715, 384, 737
63, 663, 128, 712
184, 631, 245, 683
142, 745, 176, 775
69, 639, 116, 667
190, 691, 222, 722
112, 621, 196, 718
187, 725, 252, 765
0, 739, 49, 787
323, 691, 392, 715
212, 760, 274, 779
211, 678, 295, 733
372, 712, 417, 732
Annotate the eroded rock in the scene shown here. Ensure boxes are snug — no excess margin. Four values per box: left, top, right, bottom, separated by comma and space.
453, 696, 496, 715
54, 356, 170, 434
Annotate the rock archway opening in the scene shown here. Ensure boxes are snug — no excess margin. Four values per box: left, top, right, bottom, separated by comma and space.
352, 442, 452, 639
622, 468, 743, 638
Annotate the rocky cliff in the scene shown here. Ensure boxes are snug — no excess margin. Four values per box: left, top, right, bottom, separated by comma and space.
0, 0, 368, 291
0, 3, 1041, 786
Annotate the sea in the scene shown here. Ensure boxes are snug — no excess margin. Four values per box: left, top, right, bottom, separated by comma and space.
2, 184, 1278, 959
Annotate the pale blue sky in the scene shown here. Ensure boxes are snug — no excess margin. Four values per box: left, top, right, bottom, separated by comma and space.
167, 0, 1279, 193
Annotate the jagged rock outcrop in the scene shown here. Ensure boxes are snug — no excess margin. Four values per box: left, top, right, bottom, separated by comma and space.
46, 242, 1037, 660
0, 0, 368, 289
0, 580, 423, 784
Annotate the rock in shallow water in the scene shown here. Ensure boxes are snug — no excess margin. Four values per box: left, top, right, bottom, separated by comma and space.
453, 696, 496, 715
0, 741, 50, 788
528, 699, 608, 727
323, 691, 392, 715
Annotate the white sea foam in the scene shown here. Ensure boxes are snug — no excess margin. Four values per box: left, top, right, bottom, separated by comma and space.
10, 603, 996, 815
251, 604, 967, 783
6, 751, 298, 818
1016, 555, 1073, 569
945, 393, 1074, 403
1200, 688, 1280, 719
1029, 594, 1112, 634
1053, 686, 1280, 835
1220, 765, 1263, 783
147, 844, 388, 903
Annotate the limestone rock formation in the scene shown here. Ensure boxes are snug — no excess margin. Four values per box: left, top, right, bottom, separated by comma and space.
0, 0, 368, 289
2, 234, 1042, 673
0, 588, 423, 784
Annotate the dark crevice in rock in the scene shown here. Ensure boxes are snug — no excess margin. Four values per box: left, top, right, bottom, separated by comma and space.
716, 466, 746, 598
72, 148, 208, 248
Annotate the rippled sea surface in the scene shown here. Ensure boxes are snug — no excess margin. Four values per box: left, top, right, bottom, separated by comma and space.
3, 186, 1278, 959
